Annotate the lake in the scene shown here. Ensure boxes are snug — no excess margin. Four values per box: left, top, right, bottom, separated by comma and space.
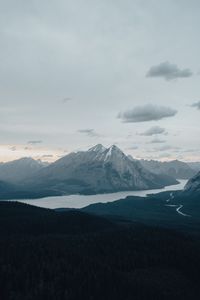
10, 179, 187, 209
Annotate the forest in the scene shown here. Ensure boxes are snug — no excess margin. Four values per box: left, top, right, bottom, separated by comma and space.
0, 201, 200, 300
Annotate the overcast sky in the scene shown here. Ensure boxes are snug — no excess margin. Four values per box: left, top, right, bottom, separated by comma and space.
0, 0, 200, 162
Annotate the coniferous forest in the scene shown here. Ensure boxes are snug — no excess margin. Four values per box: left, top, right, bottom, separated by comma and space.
0, 201, 200, 300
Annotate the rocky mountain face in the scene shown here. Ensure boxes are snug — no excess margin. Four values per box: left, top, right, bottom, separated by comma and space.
0, 180, 17, 193
0, 158, 46, 184
139, 159, 196, 179
184, 171, 200, 194
23, 144, 177, 195
187, 162, 200, 172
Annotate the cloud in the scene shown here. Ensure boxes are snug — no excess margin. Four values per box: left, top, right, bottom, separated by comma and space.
182, 148, 198, 153
146, 61, 193, 80
139, 126, 167, 136
155, 145, 180, 151
148, 138, 166, 144
62, 97, 72, 103
118, 104, 177, 123
10, 146, 16, 151
191, 101, 200, 110
77, 129, 100, 137
27, 140, 43, 145
41, 154, 53, 158
127, 145, 138, 150
158, 153, 172, 159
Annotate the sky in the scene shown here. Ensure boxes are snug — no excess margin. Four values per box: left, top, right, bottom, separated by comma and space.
0, 0, 200, 162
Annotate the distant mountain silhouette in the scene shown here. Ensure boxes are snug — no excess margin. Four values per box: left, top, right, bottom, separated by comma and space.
139, 159, 196, 179
0, 157, 46, 183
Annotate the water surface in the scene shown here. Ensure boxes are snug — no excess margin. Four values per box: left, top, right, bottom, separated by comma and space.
10, 179, 187, 209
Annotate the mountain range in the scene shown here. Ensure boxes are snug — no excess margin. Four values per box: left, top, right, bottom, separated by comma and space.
0, 144, 199, 199
20, 144, 178, 195
0, 157, 47, 183
139, 159, 196, 179
187, 162, 200, 172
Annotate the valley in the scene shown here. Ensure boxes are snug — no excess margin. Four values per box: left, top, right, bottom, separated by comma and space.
0, 151, 200, 300
0, 144, 198, 200
8, 179, 186, 209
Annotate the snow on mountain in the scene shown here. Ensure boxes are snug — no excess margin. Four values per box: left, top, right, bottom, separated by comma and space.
24, 144, 178, 195
88, 144, 107, 153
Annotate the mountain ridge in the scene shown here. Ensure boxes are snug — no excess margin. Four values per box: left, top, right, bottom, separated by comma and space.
20, 144, 177, 196
0, 157, 46, 184
139, 158, 196, 179
184, 171, 200, 194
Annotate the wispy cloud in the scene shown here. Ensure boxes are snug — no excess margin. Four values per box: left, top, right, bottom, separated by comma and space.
146, 61, 193, 80
155, 145, 180, 151
77, 129, 101, 137
148, 138, 166, 144
127, 145, 138, 150
62, 97, 72, 103
118, 104, 177, 123
139, 126, 167, 136
10, 146, 16, 151
41, 154, 53, 158
157, 153, 172, 159
27, 140, 43, 145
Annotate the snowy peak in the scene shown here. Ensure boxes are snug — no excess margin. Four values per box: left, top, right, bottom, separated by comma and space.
87, 144, 127, 163
108, 145, 124, 154
127, 155, 135, 162
15, 143, 178, 195
88, 144, 106, 153
104, 145, 126, 161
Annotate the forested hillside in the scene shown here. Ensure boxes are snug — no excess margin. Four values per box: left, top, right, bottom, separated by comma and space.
0, 202, 200, 300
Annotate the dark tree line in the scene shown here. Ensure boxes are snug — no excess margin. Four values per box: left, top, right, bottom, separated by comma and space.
0, 202, 200, 300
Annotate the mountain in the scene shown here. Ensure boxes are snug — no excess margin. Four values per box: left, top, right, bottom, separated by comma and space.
139, 159, 196, 179
23, 144, 178, 195
187, 162, 200, 172
0, 157, 46, 184
184, 171, 200, 194
0, 180, 17, 194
